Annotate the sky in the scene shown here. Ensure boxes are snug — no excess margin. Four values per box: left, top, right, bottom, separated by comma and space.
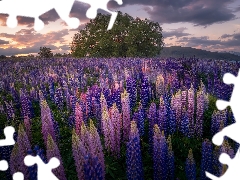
0, 0, 240, 56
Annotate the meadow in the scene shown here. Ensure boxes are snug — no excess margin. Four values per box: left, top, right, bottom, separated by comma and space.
0, 57, 239, 180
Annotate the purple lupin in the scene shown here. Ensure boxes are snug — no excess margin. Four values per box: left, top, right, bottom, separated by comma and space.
72, 128, 87, 180
47, 134, 67, 180
10, 124, 31, 179
121, 89, 131, 142
187, 85, 195, 137
126, 121, 144, 180
153, 124, 168, 180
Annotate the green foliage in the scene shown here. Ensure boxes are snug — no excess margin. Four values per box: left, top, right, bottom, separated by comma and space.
70, 12, 164, 58
38, 47, 53, 58
0, 87, 233, 180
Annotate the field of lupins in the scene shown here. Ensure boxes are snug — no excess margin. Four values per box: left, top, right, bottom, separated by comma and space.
0, 57, 239, 180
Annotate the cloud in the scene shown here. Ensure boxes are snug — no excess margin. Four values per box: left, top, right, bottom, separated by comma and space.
221, 34, 233, 39
177, 32, 240, 50
63, 22, 87, 30
0, 28, 71, 55
163, 27, 191, 39
0, 28, 69, 46
110, 0, 237, 26
0, 43, 69, 56
0, 2, 89, 28
0, 46, 42, 56
0, 39, 9, 45
234, 6, 240, 12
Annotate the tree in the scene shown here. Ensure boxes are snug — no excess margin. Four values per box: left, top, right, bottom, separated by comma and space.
0, 55, 7, 59
54, 53, 62, 57
28, 54, 35, 58
38, 47, 53, 58
70, 12, 164, 58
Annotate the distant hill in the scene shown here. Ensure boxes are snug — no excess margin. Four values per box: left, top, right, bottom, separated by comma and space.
159, 46, 240, 61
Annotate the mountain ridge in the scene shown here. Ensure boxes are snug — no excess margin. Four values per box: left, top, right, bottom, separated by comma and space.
160, 46, 240, 61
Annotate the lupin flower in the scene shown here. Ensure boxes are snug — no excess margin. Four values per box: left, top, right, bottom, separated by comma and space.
49, 81, 55, 101
199, 81, 209, 111
167, 135, 175, 180
133, 104, 145, 137
211, 110, 227, 136
20, 89, 33, 119
171, 90, 182, 130
111, 86, 122, 112
70, 95, 77, 115
200, 139, 213, 180
185, 149, 196, 180
30, 87, 38, 101
47, 134, 67, 180
141, 76, 150, 110
54, 87, 64, 110
126, 76, 137, 111
126, 121, 144, 180
153, 124, 168, 180
100, 92, 108, 114
158, 96, 168, 134
75, 102, 83, 136
212, 145, 221, 177
155, 74, 165, 98
187, 84, 195, 137
109, 103, 122, 158
40, 99, 57, 146
148, 102, 157, 154
84, 154, 104, 180
92, 97, 102, 133
101, 109, 115, 156
181, 90, 188, 112
121, 89, 131, 142
40, 83, 47, 99
4, 100, 15, 121
86, 89, 93, 119
80, 122, 90, 152
24, 115, 32, 142
88, 119, 105, 178
180, 108, 189, 137
218, 141, 234, 176
195, 90, 204, 138
72, 128, 87, 180
10, 124, 31, 179
27, 145, 47, 180
10, 85, 20, 107
164, 96, 176, 135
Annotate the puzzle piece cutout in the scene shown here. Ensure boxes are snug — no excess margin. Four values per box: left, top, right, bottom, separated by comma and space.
0, 126, 23, 180
12, 172, 24, 180
206, 150, 240, 180
24, 155, 60, 180
0, 160, 24, 180
0, 0, 123, 31
0, 160, 8, 171
0, 126, 15, 146
206, 69, 240, 179
79, 0, 123, 30
0, 161, 24, 180
213, 70, 240, 146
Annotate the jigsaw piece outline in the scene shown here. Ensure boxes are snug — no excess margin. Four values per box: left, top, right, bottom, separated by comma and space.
0, 126, 15, 146
0, 126, 23, 179
0, 160, 8, 171
24, 155, 60, 180
206, 69, 240, 179
206, 150, 240, 180
0, 0, 123, 31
